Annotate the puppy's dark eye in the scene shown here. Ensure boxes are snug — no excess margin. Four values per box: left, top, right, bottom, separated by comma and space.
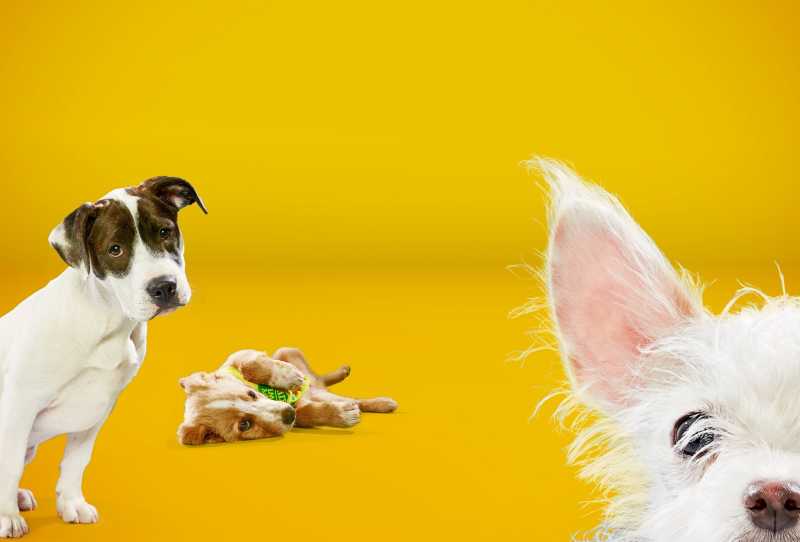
108, 244, 123, 257
673, 412, 716, 458
159, 227, 171, 240
238, 419, 252, 432
247, 390, 258, 400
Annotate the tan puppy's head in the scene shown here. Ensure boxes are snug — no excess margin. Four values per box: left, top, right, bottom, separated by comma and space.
177, 371, 296, 445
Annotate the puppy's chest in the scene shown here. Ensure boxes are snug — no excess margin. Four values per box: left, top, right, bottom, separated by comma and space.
30, 339, 142, 442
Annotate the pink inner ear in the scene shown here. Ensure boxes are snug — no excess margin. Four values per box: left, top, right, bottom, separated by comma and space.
551, 214, 694, 407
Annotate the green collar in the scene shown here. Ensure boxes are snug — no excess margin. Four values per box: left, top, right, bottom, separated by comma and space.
227, 365, 309, 407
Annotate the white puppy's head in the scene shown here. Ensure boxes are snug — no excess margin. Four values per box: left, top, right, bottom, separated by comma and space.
49, 177, 207, 321
533, 159, 800, 542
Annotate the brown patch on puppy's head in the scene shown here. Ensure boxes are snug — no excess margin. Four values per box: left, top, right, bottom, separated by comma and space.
130, 176, 207, 215
49, 199, 136, 279
127, 176, 207, 266
177, 372, 296, 446
49, 177, 207, 321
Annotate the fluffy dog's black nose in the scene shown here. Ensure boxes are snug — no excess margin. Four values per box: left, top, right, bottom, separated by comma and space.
745, 481, 800, 532
147, 277, 178, 307
282, 408, 296, 425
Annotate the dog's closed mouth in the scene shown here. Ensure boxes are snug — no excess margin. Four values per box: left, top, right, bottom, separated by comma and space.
0, 176, 206, 537
150, 303, 186, 320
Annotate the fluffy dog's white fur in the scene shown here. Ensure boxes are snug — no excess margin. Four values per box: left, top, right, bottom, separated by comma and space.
521, 158, 800, 542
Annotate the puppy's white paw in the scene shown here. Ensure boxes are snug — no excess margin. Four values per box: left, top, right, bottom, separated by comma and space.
333, 401, 361, 428
273, 362, 306, 391
57, 496, 98, 524
0, 513, 28, 538
16, 490, 35, 512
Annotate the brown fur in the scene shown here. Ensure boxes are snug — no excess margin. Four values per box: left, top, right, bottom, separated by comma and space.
177, 347, 397, 445
51, 199, 137, 278
52, 176, 205, 278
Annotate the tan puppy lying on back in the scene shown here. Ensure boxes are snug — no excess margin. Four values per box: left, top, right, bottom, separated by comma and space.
178, 347, 397, 445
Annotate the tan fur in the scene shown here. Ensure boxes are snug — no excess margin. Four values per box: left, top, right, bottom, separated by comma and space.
178, 347, 397, 445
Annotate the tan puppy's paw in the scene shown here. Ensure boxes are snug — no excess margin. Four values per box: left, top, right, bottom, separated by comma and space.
16, 490, 36, 512
57, 496, 98, 524
359, 397, 399, 413
0, 513, 28, 538
332, 401, 361, 428
271, 361, 305, 391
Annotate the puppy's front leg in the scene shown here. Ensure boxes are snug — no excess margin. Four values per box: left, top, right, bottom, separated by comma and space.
130, 323, 147, 362
55, 419, 106, 525
16, 447, 38, 513
0, 390, 42, 538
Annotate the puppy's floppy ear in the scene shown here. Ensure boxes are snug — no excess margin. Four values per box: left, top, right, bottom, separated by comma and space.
535, 159, 703, 412
178, 422, 223, 445
179, 372, 209, 393
137, 176, 208, 214
48, 202, 99, 274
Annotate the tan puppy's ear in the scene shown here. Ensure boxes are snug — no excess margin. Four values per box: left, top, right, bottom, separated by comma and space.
179, 372, 209, 393
178, 423, 222, 445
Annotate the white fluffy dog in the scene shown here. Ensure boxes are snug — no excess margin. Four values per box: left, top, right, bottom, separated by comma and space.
525, 159, 800, 542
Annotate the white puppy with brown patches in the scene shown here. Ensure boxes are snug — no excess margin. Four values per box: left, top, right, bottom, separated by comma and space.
0, 177, 206, 538
527, 159, 800, 542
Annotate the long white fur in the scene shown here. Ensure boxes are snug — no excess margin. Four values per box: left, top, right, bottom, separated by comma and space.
521, 158, 800, 542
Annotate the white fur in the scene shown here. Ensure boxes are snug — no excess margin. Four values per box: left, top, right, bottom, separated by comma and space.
204, 397, 288, 426
0, 187, 193, 537
101, 189, 191, 321
524, 158, 800, 542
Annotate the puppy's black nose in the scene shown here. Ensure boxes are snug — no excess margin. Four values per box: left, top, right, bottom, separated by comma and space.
281, 407, 296, 425
745, 481, 800, 532
147, 277, 178, 308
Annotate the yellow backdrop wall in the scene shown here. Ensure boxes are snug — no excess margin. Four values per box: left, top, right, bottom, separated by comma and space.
1, 1, 798, 541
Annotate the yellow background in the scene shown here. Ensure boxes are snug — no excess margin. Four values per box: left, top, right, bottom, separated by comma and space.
1, 1, 798, 540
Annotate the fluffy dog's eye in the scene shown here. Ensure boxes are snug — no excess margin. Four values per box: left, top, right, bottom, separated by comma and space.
673, 412, 715, 457
238, 419, 252, 432
108, 244, 123, 257
247, 390, 258, 400
159, 227, 171, 239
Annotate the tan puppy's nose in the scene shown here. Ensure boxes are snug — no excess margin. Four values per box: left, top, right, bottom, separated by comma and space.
745, 481, 800, 532
281, 407, 296, 425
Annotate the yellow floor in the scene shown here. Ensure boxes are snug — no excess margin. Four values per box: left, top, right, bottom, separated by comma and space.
11, 265, 792, 541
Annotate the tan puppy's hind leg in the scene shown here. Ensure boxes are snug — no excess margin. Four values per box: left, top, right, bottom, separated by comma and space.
358, 397, 398, 413
309, 389, 397, 413
272, 347, 314, 375
319, 366, 351, 387
295, 399, 360, 428
272, 347, 351, 388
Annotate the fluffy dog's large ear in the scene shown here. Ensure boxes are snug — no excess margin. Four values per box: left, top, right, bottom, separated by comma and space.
178, 423, 222, 445
48, 203, 98, 274
137, 176, 208, 214
535, 159, 703, 412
